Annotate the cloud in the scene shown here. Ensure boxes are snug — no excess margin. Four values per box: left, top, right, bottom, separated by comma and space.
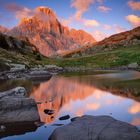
71, 0, 94, 20
61, 17, 73, 26
98, 6, 111, 13
86, 103, 100, 110
5, 3, 34, 20
113, 25, 127, 33
103, 24, 112, 30
128, 102, 140, 114
92, 30, 107, 41
5, 3, 24, 12
83, 19, 100, 27
126, 14, 140, 27
128, 1, 140, 11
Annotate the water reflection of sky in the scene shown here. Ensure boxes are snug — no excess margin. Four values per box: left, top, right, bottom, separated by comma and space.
31, 74, 140, 139
93, 71, 140, 81
1, 71, 140, 140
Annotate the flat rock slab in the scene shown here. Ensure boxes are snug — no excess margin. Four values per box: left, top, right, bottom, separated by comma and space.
0, 87, 40, 124
49, 115, 140, 140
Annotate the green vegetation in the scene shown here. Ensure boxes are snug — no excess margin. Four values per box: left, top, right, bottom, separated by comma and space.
0, 44, 140, 70
0, 47, 48, 68
47, 45, 140, 69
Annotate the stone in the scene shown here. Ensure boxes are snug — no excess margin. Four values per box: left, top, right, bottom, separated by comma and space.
128, 63, 139, 69
0, 122, 38, 139
10, 64, 26, 71
49, 115, 140, 140
44, 109, 54, 115
0, 87, 27, 99
71, 117, 80, 122
0, 125, 6, 132
59, 115, 70, 121
26, 70, 52, 80
0, 87, 40, 124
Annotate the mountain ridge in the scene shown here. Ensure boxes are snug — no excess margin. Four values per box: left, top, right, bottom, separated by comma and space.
7, 6, 96, 57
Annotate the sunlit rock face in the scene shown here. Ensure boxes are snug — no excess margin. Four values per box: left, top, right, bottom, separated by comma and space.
70, 29, 96, 46
8, 7, 96, 57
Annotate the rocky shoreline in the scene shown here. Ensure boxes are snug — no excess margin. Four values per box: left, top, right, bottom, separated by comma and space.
1, 64, 140, 81
64, 65, 140, 72
0, 64, 64, 81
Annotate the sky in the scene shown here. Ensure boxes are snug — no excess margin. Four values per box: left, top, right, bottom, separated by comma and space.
0, 0, 140, 40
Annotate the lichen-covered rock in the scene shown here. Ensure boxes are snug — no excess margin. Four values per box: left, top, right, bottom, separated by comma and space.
49, 115, 140, 140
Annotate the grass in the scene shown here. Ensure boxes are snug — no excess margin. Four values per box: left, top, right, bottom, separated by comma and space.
45, 45, 140, 68
0, 44, 140, 70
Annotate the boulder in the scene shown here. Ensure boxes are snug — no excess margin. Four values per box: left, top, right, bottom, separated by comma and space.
0, 87, 40, 124
0, 122, 38, 139
0, 87, 27, 99
26, 70, 52, 80
128, 63, 139, 69
10, 64, 26, 71
49, 115, 140, 140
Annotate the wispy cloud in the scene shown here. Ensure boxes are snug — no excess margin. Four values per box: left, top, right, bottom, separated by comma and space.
113, 25, 127, 33
71, 0, 94, 20
98, 5, 111, 13
61, 16, 73, 26
103, 24, 112, 30
92, 30, 107, 41
128, 0, 140, 11
83, 19, 100, 27
5, 3, 34, 19
126, 14, 140, 27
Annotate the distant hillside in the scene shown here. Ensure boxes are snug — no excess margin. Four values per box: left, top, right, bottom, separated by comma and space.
63, 26, 140, 57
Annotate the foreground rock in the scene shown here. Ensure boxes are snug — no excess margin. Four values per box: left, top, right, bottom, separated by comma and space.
0, 122, 38, 139
0, 87, 40, 124
49, 115, 140, 140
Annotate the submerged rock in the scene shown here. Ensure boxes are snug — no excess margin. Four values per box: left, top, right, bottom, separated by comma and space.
0, 87, 40, 124
49, 115, 140, 140
44, 109, 54, 115
59, 115, 70, 121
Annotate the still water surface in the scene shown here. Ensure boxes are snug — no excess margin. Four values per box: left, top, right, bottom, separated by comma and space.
0, 70, 140, 140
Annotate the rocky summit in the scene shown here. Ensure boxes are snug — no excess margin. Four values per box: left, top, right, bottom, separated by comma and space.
8, 7, 96, 57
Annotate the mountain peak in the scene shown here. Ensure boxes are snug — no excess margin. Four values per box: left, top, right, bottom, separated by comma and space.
35, 6, 55, 16
8, 6, 96, 56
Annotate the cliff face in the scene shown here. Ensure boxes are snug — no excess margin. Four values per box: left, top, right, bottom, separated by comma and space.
70, 29, 96, 46
8, 7, 96, 57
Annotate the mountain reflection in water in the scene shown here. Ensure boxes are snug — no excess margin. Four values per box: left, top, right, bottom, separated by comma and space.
30, 72, 140, 129
1, 71, 140, 140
